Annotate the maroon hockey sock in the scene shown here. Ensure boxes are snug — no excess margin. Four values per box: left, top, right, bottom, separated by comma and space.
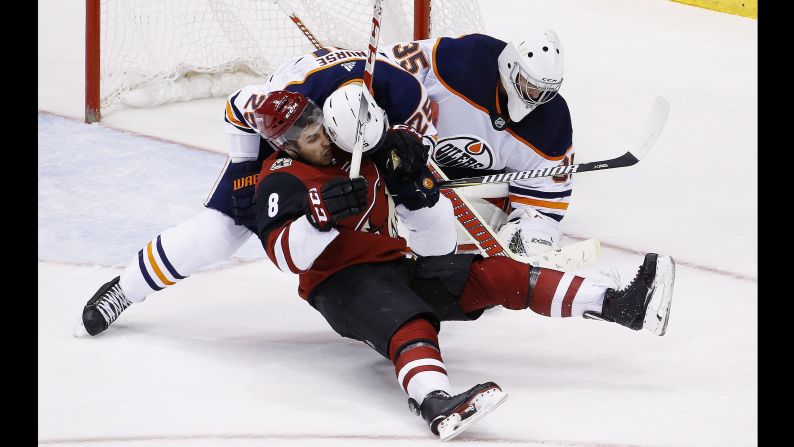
459, 257, 587, 317
389, 318, 447, 394
459, 256, 532, 313
527, 268, 585, 317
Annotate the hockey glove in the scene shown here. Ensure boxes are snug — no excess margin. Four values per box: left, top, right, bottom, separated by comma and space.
386, 166, 440, 211
370, 125, 430, 181
229, 160, 264, 230
306, 177, 369, 231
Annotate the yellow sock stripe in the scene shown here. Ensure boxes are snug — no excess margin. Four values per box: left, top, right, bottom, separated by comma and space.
510, 195, 570, 210
146, 241, 176, 286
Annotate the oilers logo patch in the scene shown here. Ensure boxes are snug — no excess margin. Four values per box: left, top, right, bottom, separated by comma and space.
270, 158, 293, 170
431, 135, 494, 169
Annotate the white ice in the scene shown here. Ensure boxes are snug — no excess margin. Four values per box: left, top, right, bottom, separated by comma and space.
38, 0, 757, 446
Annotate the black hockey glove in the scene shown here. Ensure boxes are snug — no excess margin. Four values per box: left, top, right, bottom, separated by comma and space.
385, 165, 440, 211
229, 160, 264, 230
369, 125, 430, 181
306, 177, 369, 231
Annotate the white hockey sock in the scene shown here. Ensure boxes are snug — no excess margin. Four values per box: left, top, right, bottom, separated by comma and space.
119, 209, 252, 302
529, 269, 608, 317
395, 343, 452, 404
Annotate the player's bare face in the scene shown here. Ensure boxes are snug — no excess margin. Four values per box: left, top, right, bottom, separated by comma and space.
516, 72, 542, 101
296, 122, 333, 166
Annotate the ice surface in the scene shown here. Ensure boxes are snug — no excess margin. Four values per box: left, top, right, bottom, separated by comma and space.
38, 0, 756, 445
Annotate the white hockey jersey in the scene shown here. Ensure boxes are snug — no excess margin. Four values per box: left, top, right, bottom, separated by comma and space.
385, 34, 575, 224
223, 47, 437, 161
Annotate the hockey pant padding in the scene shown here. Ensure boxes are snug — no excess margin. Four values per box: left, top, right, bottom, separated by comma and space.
389, 318, 451, 401
308, 260, 441, 359
120, 208, 252, 302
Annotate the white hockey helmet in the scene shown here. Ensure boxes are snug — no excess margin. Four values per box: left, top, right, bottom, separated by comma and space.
322, 83, 389, 154
497, 29, 564, 122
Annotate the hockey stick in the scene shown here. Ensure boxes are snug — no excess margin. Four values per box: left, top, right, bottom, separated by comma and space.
272, 0, 382, 179
437, 97, 670, 189
429, 159, 600, 269
270, 1, 323, 49
348, 0, 384, 179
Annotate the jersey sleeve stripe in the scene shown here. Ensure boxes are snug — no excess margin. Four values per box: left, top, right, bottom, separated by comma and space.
225, 100, 255, 133
504, 130, 567, 161
509, 185, 572, 199
273, 226, 298, 273
509, 195, 569, 210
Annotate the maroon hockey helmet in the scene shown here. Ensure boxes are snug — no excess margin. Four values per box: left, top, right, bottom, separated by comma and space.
253, 90, 323, 149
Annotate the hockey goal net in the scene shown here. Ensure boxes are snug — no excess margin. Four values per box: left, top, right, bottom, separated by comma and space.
85, 0, 485, 122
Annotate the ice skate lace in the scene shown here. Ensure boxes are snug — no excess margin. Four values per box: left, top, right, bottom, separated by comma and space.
95, 285, 131, 323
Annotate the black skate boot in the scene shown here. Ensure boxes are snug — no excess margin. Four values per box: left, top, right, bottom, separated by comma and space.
78, 276, 132, 336
408, 382, 507, 441
584, 253, 675, 336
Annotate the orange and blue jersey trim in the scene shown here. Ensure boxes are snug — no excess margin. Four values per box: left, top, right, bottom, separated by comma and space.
225, 90, 256, 133
431, 34, 572, 161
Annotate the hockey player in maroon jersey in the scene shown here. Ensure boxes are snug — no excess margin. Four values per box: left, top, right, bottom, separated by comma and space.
252, 90, 676, 440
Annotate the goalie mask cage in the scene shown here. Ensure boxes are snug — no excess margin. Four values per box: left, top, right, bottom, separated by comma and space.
85, 0, 484, 122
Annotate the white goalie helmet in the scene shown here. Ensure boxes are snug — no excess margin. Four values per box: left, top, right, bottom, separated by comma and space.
497, 29, 564, 122
322, 83, 389, 154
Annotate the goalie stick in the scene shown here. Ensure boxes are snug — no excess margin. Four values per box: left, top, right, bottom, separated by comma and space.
282, 2, 597, 270
437, 97, 670, 189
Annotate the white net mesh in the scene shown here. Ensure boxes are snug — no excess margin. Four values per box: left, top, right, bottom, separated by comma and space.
98, 0, 484, 114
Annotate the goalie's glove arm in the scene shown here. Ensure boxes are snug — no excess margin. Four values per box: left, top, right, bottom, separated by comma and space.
255, 172, 341, 273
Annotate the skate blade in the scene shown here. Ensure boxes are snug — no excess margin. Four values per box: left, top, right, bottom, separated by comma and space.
643, 255, 675, 336
74, 318, 89, 338
438, 388, 508, 441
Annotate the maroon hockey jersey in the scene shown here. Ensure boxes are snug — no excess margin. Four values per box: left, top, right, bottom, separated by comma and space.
255, 150, 407, 299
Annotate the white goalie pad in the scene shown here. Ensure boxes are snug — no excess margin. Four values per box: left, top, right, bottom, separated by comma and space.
514, 238, 601, 271
454, 185, 600, 271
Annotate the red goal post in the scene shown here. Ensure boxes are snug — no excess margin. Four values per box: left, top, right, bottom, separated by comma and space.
85, 0, 484, 123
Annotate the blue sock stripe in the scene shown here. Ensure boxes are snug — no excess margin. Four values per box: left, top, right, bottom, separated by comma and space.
138, 249, 164, 291
537, 210, 564, 222
156, 235, 187, 280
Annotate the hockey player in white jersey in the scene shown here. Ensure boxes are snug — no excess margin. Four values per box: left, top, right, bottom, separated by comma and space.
76, 48, 457, 337
386, 29, 576, 257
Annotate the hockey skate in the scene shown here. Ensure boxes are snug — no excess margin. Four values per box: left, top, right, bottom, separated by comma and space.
75, 276, 132, 337
409, 382, 508, 441
583, 253, 675, 336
